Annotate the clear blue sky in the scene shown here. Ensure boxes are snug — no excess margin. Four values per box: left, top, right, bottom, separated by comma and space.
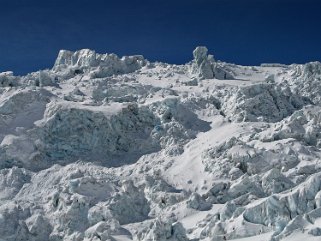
0, 0, 320, 75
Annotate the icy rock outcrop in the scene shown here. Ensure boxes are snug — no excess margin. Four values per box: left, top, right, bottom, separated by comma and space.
190, 46, 233, 80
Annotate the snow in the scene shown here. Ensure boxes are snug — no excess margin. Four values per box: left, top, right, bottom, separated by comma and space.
0, 46, 321, 240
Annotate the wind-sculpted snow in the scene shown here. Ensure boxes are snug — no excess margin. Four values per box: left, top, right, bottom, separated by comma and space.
1, 47, 321, 241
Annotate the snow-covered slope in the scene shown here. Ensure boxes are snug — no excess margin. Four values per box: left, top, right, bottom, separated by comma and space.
1, 46, 321, 241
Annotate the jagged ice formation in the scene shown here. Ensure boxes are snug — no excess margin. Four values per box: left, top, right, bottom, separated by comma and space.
0, 47, 321, 241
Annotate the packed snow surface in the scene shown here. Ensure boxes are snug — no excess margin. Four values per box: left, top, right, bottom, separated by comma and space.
1, 46, 321, 241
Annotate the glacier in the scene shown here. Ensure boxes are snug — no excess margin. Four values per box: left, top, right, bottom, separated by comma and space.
0, 47, 321, 241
